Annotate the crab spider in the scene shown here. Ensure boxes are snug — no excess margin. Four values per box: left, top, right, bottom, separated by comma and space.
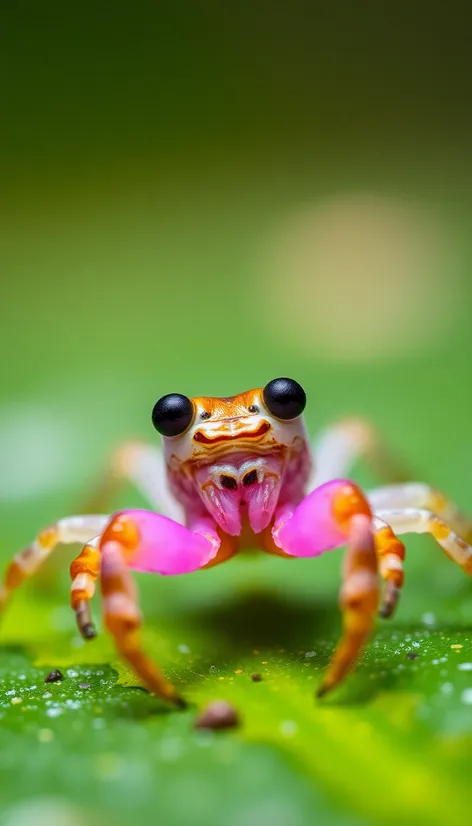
1, 378, 472, 706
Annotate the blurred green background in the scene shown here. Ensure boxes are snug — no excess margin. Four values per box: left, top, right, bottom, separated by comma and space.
1, 2, 472, 825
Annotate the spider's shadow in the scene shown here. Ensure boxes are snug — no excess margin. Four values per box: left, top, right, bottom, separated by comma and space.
186, 588, 337, 655
176, 590, 449, 705
181, 589, 401, 704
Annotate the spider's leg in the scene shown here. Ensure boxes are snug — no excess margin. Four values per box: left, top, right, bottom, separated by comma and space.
372, 517, 406, 618
369, 482, 472, 543
70, 536, 101, 638
80, 441, 183, 521
366, 483, 472, 617
319, 514, 379, 697
374, 507, 472, 576
271, 479, 381, 696
0, 515, 109, 609
310, 418, 412, 490
97, 508, 226, 705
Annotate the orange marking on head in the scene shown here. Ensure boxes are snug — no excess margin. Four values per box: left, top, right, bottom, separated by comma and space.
192, 388, 262, 420
332, 483, 372, 530
193, 420, 270, 445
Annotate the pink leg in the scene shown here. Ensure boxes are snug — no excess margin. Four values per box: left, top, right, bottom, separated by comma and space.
98, 509, 221, 705
106, 509, 221, 576
272, 480, 380, 696
273, 479, 372, 556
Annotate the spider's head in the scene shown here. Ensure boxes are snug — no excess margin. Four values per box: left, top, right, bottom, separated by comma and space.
152, 378, 307, 461
151, 378, 308, 535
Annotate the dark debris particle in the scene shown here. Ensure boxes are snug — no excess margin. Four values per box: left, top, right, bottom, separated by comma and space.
194, 700, 240, 731
251, 673, 262, 682
407, 652, 419, 660
45, 669, 64, 683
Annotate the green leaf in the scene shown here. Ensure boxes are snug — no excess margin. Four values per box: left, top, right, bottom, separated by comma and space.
1, 545, 471, 826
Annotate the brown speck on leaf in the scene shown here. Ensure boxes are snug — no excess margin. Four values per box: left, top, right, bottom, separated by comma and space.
45, 669, 64, 683
194, 700, 240, 730
407, 652, 418, 660
251, 673, 262, 682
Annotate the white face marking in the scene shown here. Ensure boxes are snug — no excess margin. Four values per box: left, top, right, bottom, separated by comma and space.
206, 457, 273, 489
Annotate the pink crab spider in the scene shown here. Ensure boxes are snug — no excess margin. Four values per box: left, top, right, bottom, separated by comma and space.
2, 378, 472, 706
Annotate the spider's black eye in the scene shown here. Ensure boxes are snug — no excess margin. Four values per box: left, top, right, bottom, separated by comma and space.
152, 393, 194, 437
248, 404, 259, 414
262, 377, 306, 420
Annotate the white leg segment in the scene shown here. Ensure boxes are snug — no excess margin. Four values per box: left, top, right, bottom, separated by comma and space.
369, 482, 472, 543
368, 483, 432, 511
310, 418, 407, 490
0, 514, 109, 606
90, 441, 184, 522
374, 508, 472, 571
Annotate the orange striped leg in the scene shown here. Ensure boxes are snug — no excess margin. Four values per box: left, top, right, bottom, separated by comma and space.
70, 537, 101, 639
0, 515, 108, 610
369, 482, 472, 618
369, 483, 472, 544
318, 514, 379, 697
99, 536, 186, 708
376, 508, 472, 575
373, 518, 406, 618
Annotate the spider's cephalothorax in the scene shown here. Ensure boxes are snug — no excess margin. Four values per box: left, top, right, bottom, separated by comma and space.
153, 378, 311, 537
2, 376, 472, 707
